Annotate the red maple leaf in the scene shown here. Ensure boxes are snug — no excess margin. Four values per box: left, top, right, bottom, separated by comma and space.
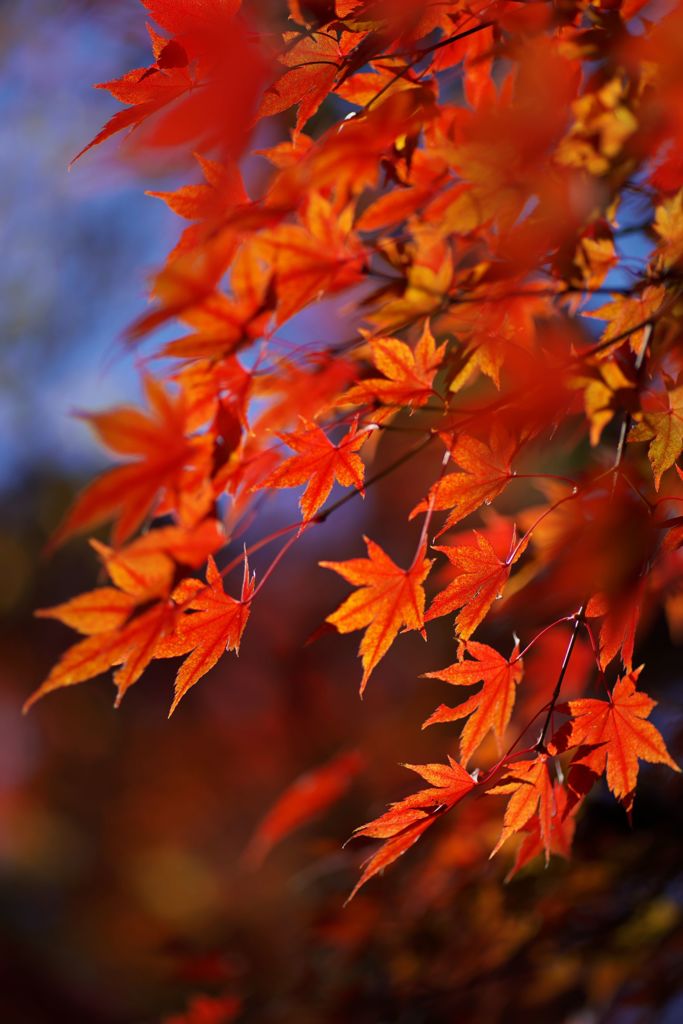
257, 418, 368, 522
74, 0, 269, 163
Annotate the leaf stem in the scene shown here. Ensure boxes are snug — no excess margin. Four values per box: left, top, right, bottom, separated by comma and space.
535, 606, 585, 754
510, 616, 575, 664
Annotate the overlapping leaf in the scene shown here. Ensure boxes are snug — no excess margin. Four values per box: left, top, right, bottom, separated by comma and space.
74, 0, 269, 162
488, 756, 555, 861
630, 385, 683, 489
26, 521, 225, 710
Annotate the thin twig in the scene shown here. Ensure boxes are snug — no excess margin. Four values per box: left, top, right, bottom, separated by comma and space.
536, 607, 585, 753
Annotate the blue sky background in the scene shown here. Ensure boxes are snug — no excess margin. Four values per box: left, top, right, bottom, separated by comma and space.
0, 0, 181, 490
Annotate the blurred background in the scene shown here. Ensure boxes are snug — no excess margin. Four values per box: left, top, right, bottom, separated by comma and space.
2, 1, 683, 1022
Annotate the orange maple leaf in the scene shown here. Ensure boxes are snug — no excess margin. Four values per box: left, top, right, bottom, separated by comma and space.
426, 531, 521, 639
157, 554, 256, 716
423, 640, 524, 766
505, 781, 579, 881
257, 418, 367, 522
584, 285, 665, 359
92, 519, 225, 598
346, 757, 476, 902
244, 749, 364, 867
488, 755, 555, 861
25, 522, 224, 711
250, 192, 365, 324
53, 378, 212, 547
630, 384, 683, 490
556, 668, 680, 813
148, 153, 246, 223
148, 153, 250, 261
26, 599, 176, 712
341, 320, 445, 411
410, 430, 516, 535
320, 537, 433, 695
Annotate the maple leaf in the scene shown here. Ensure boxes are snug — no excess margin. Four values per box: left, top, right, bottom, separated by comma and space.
654, 189, 683, 269
347, 757, 476, 902
265, 85, 438, 210
356, 181, 439, 233
148, 153, 249, 260
556, 668, 680, 813
175, 359, 253, 436
25, 522, 224, 711
341, 320, 445, 410
259, 30, 351, 133
336, 66, 437, 138
244, 750, 364, 867
584, 286, 665, 359
156, 275, 273, 362
25, 599, 176, 712
53, 377, 212, 548
320, 537, 433, 695
574, 359, 636, 447
573, 230, 618, 291
630, 385, 683, 489
34, 588, 137, 638
505, 781, 579, 881
440, 286, 552, 392
74, 0, 269, 163
149, 153, 246, 221
257, 418, 367, 522
423, 640, 524, 767
157, 554, 256, 716
248, 192, 365, 324
488, 755, 555, 861
586, 588, 642, 673
92, 519, 225, 599
426, 532, 521, 640
410, 431, 516, 535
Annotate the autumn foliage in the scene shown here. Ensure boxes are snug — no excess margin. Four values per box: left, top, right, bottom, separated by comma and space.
28, 0, 683, 945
